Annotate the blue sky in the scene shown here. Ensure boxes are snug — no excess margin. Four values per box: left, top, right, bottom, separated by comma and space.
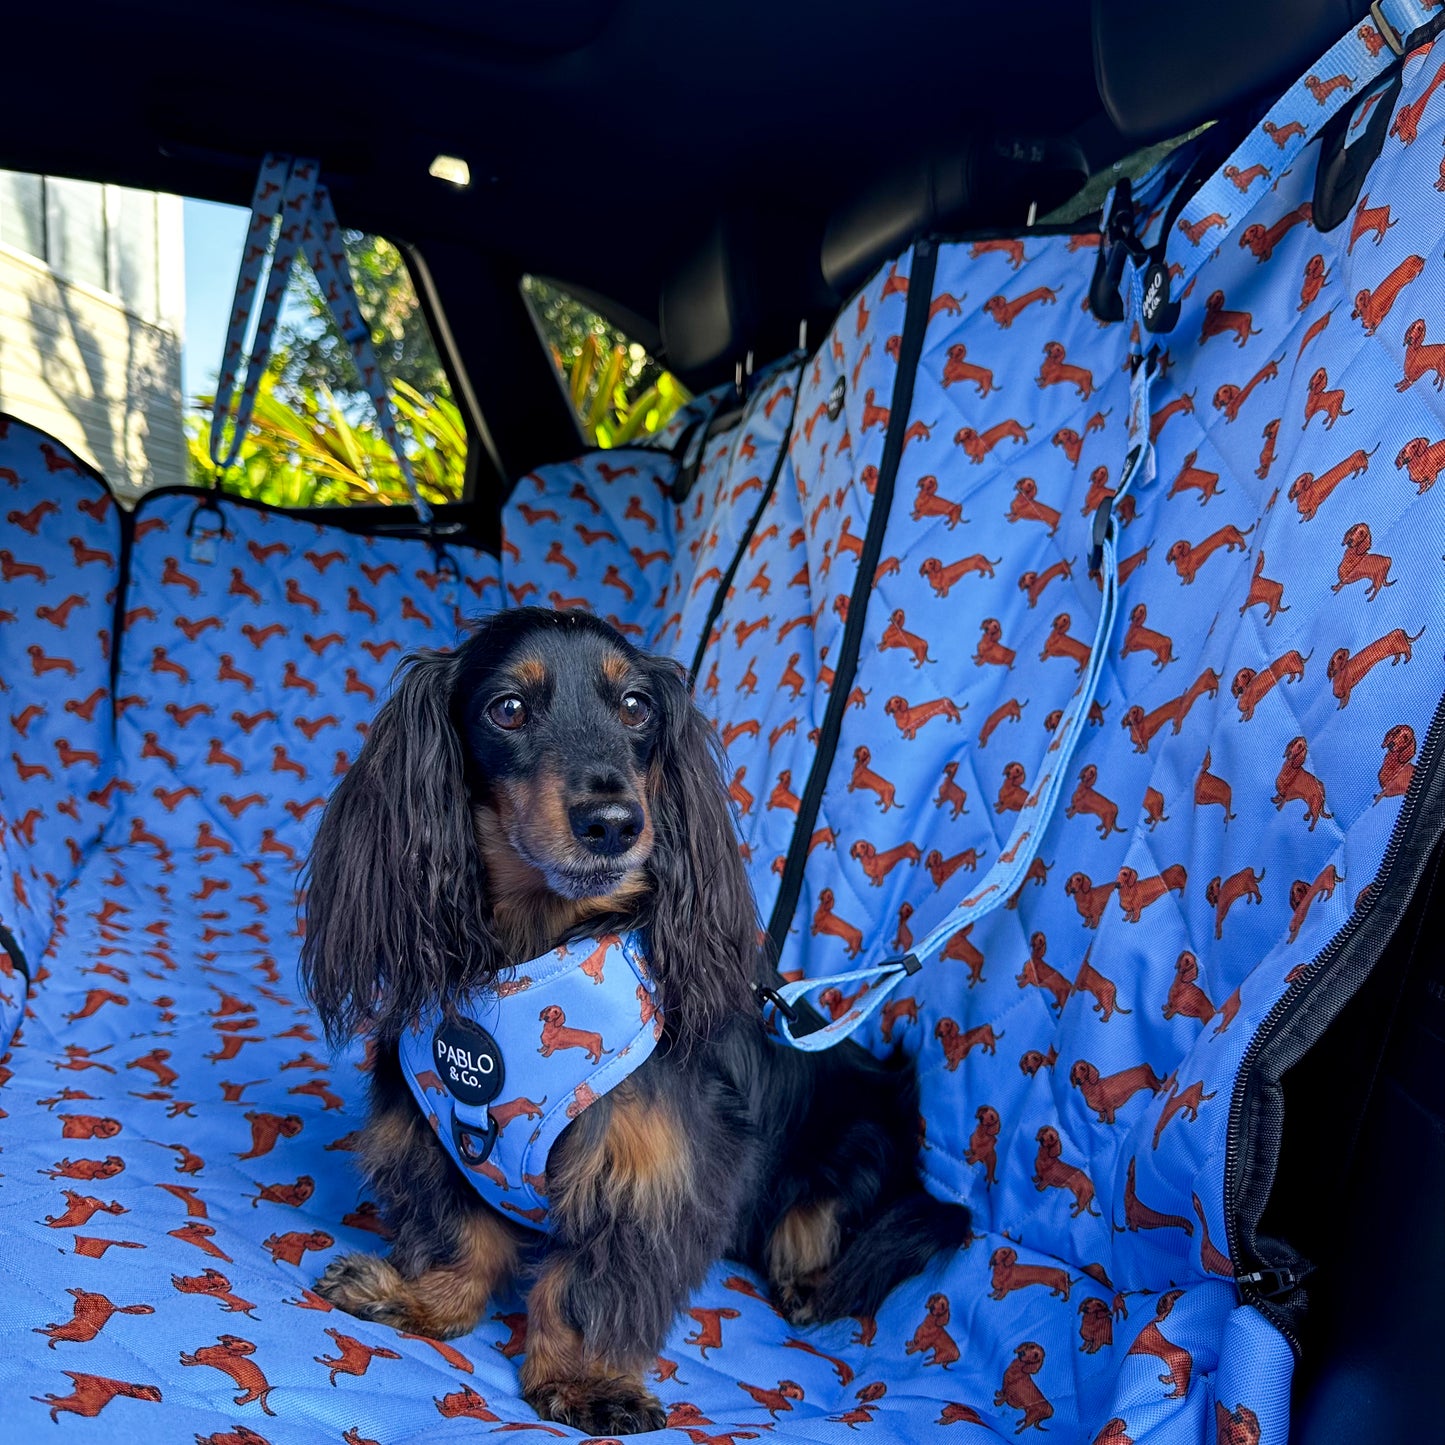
181, 196, 248, 405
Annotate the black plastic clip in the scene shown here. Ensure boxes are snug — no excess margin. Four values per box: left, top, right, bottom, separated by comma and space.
1090, 178, 1147, 323
887, 952, 923, 977
452, 1112, 499, 1168
757, 985, 799, 1024
1088, 495, 1114, 577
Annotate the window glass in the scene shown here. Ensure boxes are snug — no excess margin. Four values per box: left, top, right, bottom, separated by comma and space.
108, 185, 160, 322
183, 221, 467, 510
522, 275, 690, 447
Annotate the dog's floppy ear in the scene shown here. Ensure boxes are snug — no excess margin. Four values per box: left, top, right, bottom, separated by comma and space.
642, 659, 758, 1042
301, 647, 502, 1043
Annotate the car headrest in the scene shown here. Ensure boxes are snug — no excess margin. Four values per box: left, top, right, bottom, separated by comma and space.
659, 214, 833, 387
1093, 0, 1377, 141
820, 135, 1089, 297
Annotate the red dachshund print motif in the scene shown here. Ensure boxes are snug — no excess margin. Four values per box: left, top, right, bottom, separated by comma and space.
1206, 868, 1267, 938
994, 1341, 1053, 1432
1116, 864, 1186, 922
878, 608, 934, 667
1287, 864, 1346, 943
1213, 358, 1280, 421
989, 1247, 1072, 1300
1200, 290, 1258, 347
1120, 1158, 1193, 1239
179, 1335, 276, 1414
911, 475, 964, 528
1154, 1080, 1217, 1152
926, 846, 982, 888
885, 694, 963, 739
811, 889, 864, 958
1397, 318, 1445, 393
33, 1372, 163, 1422
1273, 735, 1332, 830
1016, 933, 1071, 1013
1179, 212, 1227, 246
1352, 253, 1424, 335
954, 418, 1030, 462
1239, 202, 1312, 262
965, 1105, 1001, 1185
1216, 1402, 1262, 1445
920, 553, 998, 594
1302, 366, 1352, 430
538, 1006, 606, 1063
1065, 764, 1125, 838
1327, 627, 1425, 708
848, 746, 902, 811
1166, 450, 1224, 504
1034, 1126, 1099, 1217
315, 1327, 402, 1385
1005, 477, 1061, 534
904, 1294, 959, 1367
1037, 342, 1096, 398
1232, 649, 1310, 720
1162, 951, 1216, 1024
1240, 550, 1288, 622
1376, 723, 1416, 802
1347, 192, 1395, 255
1066, 873, 1117, 931
934, 1018, 1002, 1069
850, 839, 921, 885
1119, 604, 1175, 668
941, 344, 997, 396
1070, 1059, 1166, 1124
1394, 435, 1445, 493
974, 618, 1016, 669
1125, 1288, 1193, 1398
1038, 614, 1091, 672
34, 1288, 155, 1347
1078, 1299, 1116, 1355
1073, 953, 1130, 1020
1017, 558, 1074, 609
683, 1306, 740, 1358
1165, 523, 1253, 583
984, 287, 1057, 328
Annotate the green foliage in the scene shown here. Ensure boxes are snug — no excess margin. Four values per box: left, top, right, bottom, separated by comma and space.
523, 276, 690, 447
187, 372, 465, 510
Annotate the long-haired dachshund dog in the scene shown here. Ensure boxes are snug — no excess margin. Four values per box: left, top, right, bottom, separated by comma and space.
302, 607, 968, 1433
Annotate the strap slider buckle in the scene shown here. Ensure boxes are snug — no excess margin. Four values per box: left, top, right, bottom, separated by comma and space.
1370, 0, 1406, 54
887, 952, 923, 977
1088, 496, 1114, 577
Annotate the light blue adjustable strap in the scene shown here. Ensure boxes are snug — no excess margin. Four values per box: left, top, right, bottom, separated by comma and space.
1166, 0, 1434, 297
209, 154, 435, 526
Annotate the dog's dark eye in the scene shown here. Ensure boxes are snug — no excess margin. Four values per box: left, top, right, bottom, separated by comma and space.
488, 695, 528, 730
619, 692, 651, 727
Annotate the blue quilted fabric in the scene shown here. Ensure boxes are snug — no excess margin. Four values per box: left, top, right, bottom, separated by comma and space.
2, 34, 1444, 1445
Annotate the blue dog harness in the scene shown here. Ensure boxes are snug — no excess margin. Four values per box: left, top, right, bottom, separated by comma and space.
397, 930, 663, 1231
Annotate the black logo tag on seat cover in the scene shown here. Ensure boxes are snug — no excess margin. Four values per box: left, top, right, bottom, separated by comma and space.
827, 374, 846, 421
433, 1019, 505, 1108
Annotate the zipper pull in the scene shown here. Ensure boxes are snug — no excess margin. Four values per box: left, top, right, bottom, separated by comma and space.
1237, 1265, 1308, 1298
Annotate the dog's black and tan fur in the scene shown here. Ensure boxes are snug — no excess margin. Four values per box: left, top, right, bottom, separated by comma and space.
302, 607, 968, 1433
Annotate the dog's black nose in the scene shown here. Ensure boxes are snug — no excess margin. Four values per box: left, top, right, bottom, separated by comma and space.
568, 799, 644, 856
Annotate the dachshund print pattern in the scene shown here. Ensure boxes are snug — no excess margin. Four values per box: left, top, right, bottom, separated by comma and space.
2, 33, 1445, 1445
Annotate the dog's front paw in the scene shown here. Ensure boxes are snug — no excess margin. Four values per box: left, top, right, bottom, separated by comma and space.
314, 1253, 415, 1328
526, 1376, 666, 1436
774, 1278, 819, 1327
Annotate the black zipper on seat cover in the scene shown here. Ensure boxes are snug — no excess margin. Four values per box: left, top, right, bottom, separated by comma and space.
764, 239, 938, 963
1224, 689, 1445, 1352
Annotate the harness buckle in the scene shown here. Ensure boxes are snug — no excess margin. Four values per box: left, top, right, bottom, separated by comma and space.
1370, 0, 1406, 54
1088, 495, 1115, 577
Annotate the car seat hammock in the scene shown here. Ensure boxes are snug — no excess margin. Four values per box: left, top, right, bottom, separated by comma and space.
765, 0, 1439, 1053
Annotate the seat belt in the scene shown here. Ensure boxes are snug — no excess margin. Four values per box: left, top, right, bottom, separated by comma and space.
207, 153, 436, 528
767, 0, 1438, 1052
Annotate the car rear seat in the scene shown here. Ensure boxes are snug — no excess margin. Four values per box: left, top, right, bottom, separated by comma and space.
4, 10, 1445, 1441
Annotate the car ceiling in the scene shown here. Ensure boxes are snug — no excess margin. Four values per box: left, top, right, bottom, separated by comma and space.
4, 0, 1102, 319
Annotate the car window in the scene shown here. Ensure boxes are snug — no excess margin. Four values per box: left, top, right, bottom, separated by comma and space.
522, 275, 690, 448
0, 170, 465, 507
